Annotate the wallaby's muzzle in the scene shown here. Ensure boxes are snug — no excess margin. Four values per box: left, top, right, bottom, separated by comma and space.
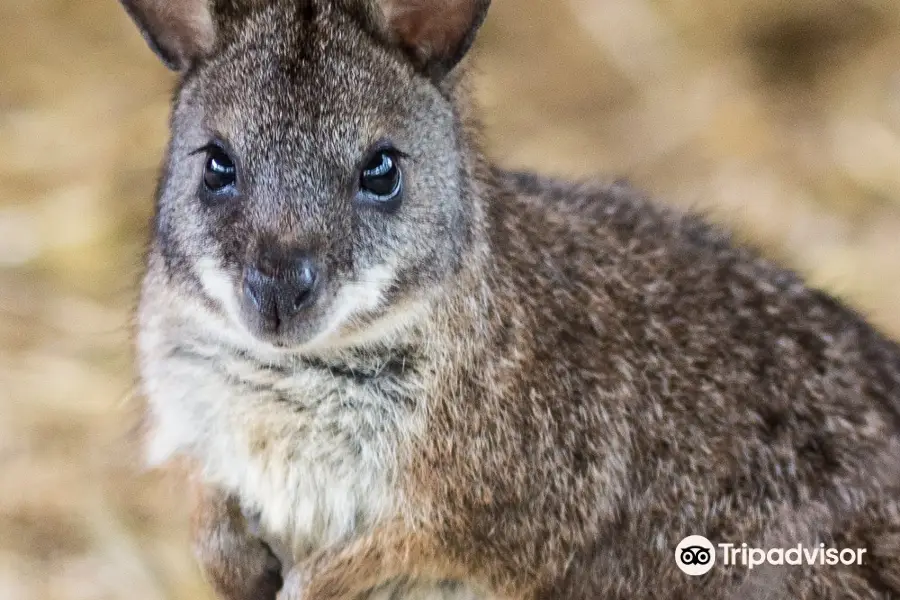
241, 247, 320, 338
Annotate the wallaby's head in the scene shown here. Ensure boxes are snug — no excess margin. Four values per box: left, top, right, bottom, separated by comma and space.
124, 0, 491, 350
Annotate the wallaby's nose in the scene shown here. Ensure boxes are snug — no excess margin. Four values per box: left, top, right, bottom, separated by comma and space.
243, 253, 318, 328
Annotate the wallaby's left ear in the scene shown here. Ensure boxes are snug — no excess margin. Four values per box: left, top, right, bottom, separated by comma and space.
119, 0, 215, 71
374, 0, 491, 79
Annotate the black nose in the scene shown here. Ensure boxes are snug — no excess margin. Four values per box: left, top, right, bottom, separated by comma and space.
243, 255, 318, 327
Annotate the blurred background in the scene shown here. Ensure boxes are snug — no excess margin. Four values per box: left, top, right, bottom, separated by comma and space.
1, 0, 899, 598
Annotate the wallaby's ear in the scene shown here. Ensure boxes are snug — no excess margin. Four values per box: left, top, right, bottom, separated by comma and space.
120, 0, 215, 71
374, 0, 491, 78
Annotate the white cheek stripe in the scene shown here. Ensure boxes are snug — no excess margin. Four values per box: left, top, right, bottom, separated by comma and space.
196, 257, 243, 322
306, 264, 396, 347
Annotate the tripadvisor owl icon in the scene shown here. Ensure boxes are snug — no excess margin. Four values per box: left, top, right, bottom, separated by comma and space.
676, 535, 716, 576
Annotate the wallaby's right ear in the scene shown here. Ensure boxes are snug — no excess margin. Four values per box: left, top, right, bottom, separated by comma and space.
370, 0, 491, 79
120, 0, 215, 71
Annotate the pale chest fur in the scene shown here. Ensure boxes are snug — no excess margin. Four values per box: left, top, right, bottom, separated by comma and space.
138, 304, 424, 557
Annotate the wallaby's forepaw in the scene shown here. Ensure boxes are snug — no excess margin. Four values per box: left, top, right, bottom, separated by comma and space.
195, 515, 284, 600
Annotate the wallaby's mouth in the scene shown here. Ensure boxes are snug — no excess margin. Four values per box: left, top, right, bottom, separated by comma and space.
236, 278, 331, 349
239, 264, 323, 343
229, 240, 327, 344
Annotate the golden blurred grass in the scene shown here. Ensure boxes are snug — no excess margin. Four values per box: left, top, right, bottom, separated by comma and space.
0, 0, 898, 598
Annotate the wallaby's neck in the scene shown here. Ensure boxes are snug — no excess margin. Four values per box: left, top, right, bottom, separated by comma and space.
410, 84, 511, 373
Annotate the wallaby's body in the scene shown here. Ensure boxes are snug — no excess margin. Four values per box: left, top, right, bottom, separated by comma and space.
123, 1, 900, 599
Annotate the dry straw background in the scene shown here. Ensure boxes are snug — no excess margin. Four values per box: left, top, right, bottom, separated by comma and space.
1, 0, 899, 598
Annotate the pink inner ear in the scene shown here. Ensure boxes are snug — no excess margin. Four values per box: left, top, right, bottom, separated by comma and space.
123, 0, 215, 70
162, 0, 215, 60
379, 0, 481, 61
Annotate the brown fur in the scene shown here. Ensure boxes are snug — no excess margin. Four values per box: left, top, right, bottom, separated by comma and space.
120, 0, 900, 599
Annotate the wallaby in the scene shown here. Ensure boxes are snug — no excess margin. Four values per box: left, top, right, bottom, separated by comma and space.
120, 0, 900, 598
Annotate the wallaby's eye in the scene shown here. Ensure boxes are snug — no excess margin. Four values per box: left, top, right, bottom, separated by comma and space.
359, 149, 402, 204
203, 146, 236, 192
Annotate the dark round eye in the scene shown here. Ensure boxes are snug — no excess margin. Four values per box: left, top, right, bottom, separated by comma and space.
359, 150, 402, 203
203, 146, 236, 192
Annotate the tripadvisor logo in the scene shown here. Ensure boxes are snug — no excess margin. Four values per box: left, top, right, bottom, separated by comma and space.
675, 535, 716, 576
675, 535, 868, 576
